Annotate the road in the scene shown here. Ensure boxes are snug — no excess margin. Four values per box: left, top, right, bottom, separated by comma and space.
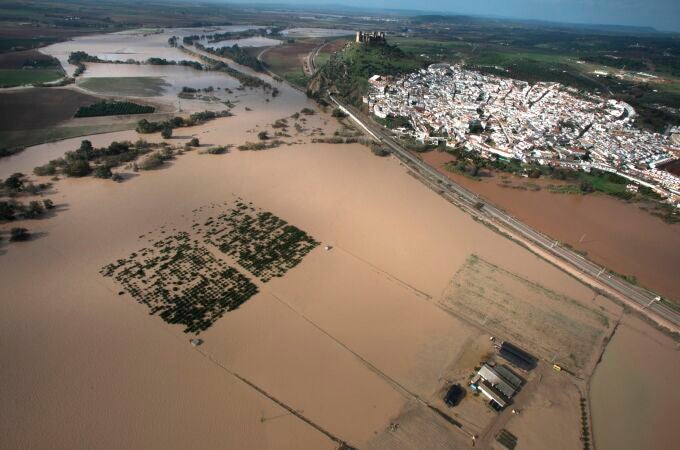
330, 95, 680, 331
306, 41, 326, 75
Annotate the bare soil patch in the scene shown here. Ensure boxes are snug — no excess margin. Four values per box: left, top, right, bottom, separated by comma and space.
0, 88, 100, 131
261, 39, 319, 84
0, 49, 61, 69
503, 371, 583, 450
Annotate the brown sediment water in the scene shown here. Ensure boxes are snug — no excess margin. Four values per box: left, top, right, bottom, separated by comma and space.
420, 150, 680, 302
0, 130, 603, 448
590, 315, 680, 450
0, 27, 658, 448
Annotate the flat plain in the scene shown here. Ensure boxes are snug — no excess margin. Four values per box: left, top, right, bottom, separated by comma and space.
1, 21, 678, 450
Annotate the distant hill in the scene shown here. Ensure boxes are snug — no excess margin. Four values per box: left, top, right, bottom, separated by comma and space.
410, 14, 660, 35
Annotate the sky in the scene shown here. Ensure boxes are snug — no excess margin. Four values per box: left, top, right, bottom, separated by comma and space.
229, 0, 680, 32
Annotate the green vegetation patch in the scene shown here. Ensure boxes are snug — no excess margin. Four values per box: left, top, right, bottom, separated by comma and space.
194, 200, 319, 282
75, 101, 155, 117
101, 232, 258, 334
310, 42, 425, 106
0, 69, 63, 87
79, 77, 169, 97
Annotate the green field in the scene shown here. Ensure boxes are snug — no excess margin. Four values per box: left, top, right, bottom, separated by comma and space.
0, 69, 63, 87
78, 77, 169, 97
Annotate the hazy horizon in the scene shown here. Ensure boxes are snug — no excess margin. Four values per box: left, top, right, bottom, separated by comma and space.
217, 0, 680, 32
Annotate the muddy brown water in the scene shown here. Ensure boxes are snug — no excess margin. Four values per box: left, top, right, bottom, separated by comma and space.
590, 316, 680, 450
420, 151, 680, 303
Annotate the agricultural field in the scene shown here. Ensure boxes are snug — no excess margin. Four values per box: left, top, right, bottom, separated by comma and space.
0, 68, 63, 86
75, 101, 156, 117
194, 200, 319, 282
439, 255, 613, 374
0, 88, 101, 132
78, 77, 170, 97
260, 39, 320, 87
0, 88, 156, 150
314, 39, 349, 69
0, 122, 135, 152
0, 48, 64, 86
101, 232, 259, 334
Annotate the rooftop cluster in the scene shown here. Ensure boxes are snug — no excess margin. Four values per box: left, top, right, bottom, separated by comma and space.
367, 64, 680, 202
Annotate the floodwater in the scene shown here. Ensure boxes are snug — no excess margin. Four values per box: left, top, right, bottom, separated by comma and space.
1, 46, 302, 178
202, 36, 282, 49
77, 63, 243, 99
41, 26, 261, 76
280, 28, 355, 38
590, 315, 680, 450
1, 71, 602, 448
4, 25, 673, 450
420, 150, 680, 302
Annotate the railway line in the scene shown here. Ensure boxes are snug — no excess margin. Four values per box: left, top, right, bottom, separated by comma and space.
330, 95, 680, 331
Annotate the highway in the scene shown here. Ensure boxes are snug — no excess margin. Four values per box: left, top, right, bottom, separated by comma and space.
330, 95, 680, 330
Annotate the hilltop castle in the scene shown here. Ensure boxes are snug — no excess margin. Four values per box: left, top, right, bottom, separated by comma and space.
355, 31, 386, 44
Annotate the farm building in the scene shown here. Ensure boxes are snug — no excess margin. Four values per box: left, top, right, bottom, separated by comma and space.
470, 363, 524, 410
499, 341, 536, 371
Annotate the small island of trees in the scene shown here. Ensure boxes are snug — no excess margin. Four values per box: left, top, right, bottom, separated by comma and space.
75, 101, 155, 118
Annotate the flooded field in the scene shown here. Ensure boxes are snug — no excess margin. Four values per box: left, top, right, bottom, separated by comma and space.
202, 36, 281, 49
1, 72, 603, 448
280, 28, 355, 38
590, 315, 680, 450
420, 150, 680, 303
3, 24, 677, 450
77, 63, 243, 98
42, 26, 261, 75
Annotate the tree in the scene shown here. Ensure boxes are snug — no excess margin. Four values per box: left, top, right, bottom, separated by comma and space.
4, 173, 24, 191
80, 140, 93, 154
138, 152, 167, 170
580, 180, 594, 193
10, 227, 30, 242
93, 165, 113, 179
189, 137, 200, 146
528, 168, 542, 179
43, 199, 55, 210
370, 144, 389, 157
64, 159, 92, 177
581, 150, 592, 161
332, 107, 347, 118
257, 131, 269, 140
161, 127, 173, 139
24, 201, 44, 218
34, 162, 57, 176
0, 201, 17, 221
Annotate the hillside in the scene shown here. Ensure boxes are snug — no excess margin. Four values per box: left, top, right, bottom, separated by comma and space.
307, 42, 425, 106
